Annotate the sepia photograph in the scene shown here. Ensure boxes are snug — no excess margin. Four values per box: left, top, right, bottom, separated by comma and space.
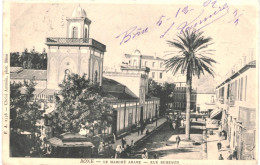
2, 0, 259, 164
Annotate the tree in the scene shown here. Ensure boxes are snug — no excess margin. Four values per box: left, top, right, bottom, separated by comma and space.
10, 79, 42, 133
147, 79, 175, 116
164, 30, 216, 140
50, 73, 113, 136
10, 79, 43, 157
10, 48, 47, 70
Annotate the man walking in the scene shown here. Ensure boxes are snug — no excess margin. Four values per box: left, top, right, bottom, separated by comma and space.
217, 140, 222, 151
176, 136, 181, 149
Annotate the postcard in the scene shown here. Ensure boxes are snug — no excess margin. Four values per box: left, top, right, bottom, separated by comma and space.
2, 0, 259, 164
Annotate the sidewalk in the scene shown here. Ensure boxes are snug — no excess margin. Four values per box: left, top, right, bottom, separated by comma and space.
112, 118, 167, 149
206, 119, 231, 160
135, 117, 205, 159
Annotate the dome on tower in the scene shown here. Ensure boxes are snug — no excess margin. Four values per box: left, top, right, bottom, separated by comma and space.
72, 6, 87, 18
132, 49, 141, 56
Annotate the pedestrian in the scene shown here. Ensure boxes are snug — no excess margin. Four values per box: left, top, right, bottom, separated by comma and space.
227, 151, 233, 160
153, 153, 158, 159
172, 122, 176, 130
121, 137, 126, 149
113, 133, 116, 144
232, 149, 238, 160
218, 154, 224, 160
125, 144, 131, 157
217, 141, 222, 151
137, 123, 141, 135
146, 129, 150, 135
141, 148, 148, 159
141, 125, 144, 135
130, 140, 134, 148
98, 141, 105, 158
115, 145, 122, 158
169, 121, 173, 130
176, 135, 181, 148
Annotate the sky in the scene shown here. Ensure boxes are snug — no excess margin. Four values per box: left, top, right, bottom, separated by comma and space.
8, 1, 258, 89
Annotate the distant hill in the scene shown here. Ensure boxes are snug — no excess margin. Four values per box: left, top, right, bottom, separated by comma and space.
193, 74, 217, 93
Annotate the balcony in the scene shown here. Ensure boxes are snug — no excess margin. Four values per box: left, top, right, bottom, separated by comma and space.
46, 38, 106, 52
120, 65, 150, 72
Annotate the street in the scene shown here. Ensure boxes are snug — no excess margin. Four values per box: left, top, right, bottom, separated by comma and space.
133, 117, 205, 159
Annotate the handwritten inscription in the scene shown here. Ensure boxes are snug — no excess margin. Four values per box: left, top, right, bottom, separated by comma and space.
115, 0, 243, 45
115, 26, 148, 45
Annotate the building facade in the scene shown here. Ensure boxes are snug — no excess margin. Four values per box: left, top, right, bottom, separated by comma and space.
122, 49, 170, 84
215, 51, 256, 160
10, 6, 160, 139
196, 92, 216, 114
170, 82, 197, 111
103, 72, 160, 136
46, 6, 106, 89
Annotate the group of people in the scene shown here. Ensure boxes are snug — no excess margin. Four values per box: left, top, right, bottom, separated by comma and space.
97, 141, 114, 158
136, 121, 149, 136
114, 138, 135, 158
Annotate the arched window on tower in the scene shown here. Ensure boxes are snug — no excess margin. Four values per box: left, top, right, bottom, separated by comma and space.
72, 27, 78, 38
64, 69, 70, 81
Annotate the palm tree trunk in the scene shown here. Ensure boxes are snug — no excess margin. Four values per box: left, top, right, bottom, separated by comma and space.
185, 69, 192, 140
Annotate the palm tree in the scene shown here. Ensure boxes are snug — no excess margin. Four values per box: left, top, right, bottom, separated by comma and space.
164, 30, 216, 140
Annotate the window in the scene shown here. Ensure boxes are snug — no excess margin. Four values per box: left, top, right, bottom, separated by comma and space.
240, 77, 243, 101
72, 27, 78, 38
245, 76, 247, 101
160, 72, 163, 79
133, 59, 137, 66
235, 80, 237, 100
211, 96, 215, 103
152, 72, 155, 78
84, 27, 88, 39
238, 79, 240, 100
152, 62, 156, 67
227, 84, 230, 99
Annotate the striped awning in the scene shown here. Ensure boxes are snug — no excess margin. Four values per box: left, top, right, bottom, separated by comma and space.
210, 109, 222, 119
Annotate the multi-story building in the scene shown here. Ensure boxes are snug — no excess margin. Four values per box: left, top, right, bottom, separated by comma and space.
10, 6, 159, 139
122, 49, 170, 84
170, 82, 197, 111
214, 50, 256, 160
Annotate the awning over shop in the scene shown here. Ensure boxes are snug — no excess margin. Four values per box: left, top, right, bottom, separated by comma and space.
48, 133, 94, 148
210, 109, 222, 120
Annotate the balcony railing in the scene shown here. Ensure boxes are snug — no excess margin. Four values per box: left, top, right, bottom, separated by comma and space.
46, 38, 106, 51
121, 65, 150, 72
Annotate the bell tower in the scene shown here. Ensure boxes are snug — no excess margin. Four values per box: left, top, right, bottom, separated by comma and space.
46, 5, 106, 90
66, 5, 91, 40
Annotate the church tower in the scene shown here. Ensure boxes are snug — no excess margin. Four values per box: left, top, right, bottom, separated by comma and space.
46, 5, 106, 90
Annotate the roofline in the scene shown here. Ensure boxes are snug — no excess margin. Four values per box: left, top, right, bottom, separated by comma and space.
216, 61, 256, 89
